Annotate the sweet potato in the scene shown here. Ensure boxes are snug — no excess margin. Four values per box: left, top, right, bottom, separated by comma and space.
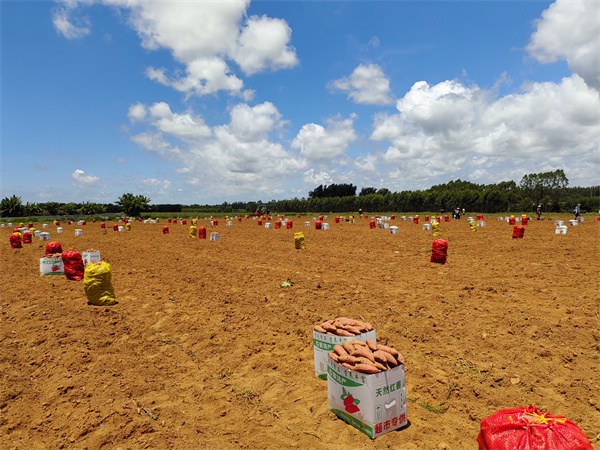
342, 341, 355, 354
341, 363, 354, 370
314, 324, 327, 333
333, 345, 348, 357
351, 346, 375, 363
365, 339, 378, 351
337, 354, 360, 365
354, 363, 380, 374
348, 340, 367, 347
377, 344, 399, 357
336, 329, 354, 337
321, 322, 337, 333
373, 350, 389, 364
328, 352, 339, 363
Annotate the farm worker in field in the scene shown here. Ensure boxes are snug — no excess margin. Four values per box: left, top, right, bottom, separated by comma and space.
573, 204, 581, 219
358, 208, 363, 218
536, 204, 542, 220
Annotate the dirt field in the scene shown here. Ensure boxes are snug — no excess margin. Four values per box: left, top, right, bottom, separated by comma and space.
1, 214, 599, 450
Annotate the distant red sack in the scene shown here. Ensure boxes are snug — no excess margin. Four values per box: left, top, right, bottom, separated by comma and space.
46, 242, 62, 254
62, 250, 85, 281
477, 405, 593, 450
10, 234, 22, 249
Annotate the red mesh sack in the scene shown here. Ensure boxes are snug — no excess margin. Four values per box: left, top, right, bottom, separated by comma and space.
113, 224, 118, 231
198, 227, 207, 239
509, 217, 516, 225
430, 239, 448, 264
162, 226, 169, 234
477, 405, 593, 450
286, 220, 293, 229
62, 250, 85, 281
10, 234, 22, 249
413, 217, 419, 224
369, 220, 376, 229
512, 226, 525, 239
316, 220, 323, 230
46, 242, 63, 254
22, 232, 32, 244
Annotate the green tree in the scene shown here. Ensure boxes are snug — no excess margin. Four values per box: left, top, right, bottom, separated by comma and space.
359, 187, 377, 196
59, 202, 79, 215
117, 193, 151, 217
79, 201, 105, 215
0, 195, 24, 217
24, 202, 44, 216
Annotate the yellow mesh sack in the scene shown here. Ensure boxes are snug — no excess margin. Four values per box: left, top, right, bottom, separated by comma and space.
294, 232, 305, 249
83, 261, 116, 306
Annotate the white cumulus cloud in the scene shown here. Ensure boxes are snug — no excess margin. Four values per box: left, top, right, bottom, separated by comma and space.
54, 0, 298, 98
292, 115, 358, 162
527, 0, 600, 91
330, 64, 394, 105
369, 75, 599, 187
71, 169, 100, 187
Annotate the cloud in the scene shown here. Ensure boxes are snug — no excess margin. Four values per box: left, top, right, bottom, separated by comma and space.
230, 15, 299, 75
329, 64, 394, 105
140, 178, 171, 190
72, 169, 100, 187
370, 75, 599, 187
55, 1, 298, 98
146, 102, 212, 140
129, 100, 306, 200
291, 115, 358, 162
128, 103, 147, 123
527, 0, 600, 91
52, 3, 91, 39
130, 132, 183, 160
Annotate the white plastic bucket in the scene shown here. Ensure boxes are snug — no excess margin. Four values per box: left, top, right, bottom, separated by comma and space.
43, 223, 48, 229
56, 227, 63, 234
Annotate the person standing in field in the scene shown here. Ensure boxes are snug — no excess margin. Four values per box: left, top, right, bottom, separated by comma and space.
573, 204, 581, 219
536, 204, 542, 220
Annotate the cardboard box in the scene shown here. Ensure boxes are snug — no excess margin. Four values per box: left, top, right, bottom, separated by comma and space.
82, 251, 101, 266
327, 357, 407, 439
40, 257, 65, 276
313, 329, 376, 379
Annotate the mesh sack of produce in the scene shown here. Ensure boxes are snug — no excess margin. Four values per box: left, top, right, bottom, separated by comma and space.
512, 225, 525, 239
83, 261, 116, 306
10, 233, 22, 248
198, 226, 207, 239
45, 242, 62, 254
477, 405, 593, 450
189, 225, 197, 238
430, 239, 448, 264
22, 232, 33, 243
162, 226, 169, 234
294, 232, 305, 249
62, 250, 85, 281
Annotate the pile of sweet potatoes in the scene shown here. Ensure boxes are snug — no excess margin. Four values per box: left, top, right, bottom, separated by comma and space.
328, 339, 405, 374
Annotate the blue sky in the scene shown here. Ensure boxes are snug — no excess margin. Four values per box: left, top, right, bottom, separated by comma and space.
1, 0, 598, 205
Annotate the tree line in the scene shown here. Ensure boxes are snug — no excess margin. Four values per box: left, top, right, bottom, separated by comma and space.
2, 171, 599, 218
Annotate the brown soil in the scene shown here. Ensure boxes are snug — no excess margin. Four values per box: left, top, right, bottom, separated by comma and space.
1, 215, 599, 450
